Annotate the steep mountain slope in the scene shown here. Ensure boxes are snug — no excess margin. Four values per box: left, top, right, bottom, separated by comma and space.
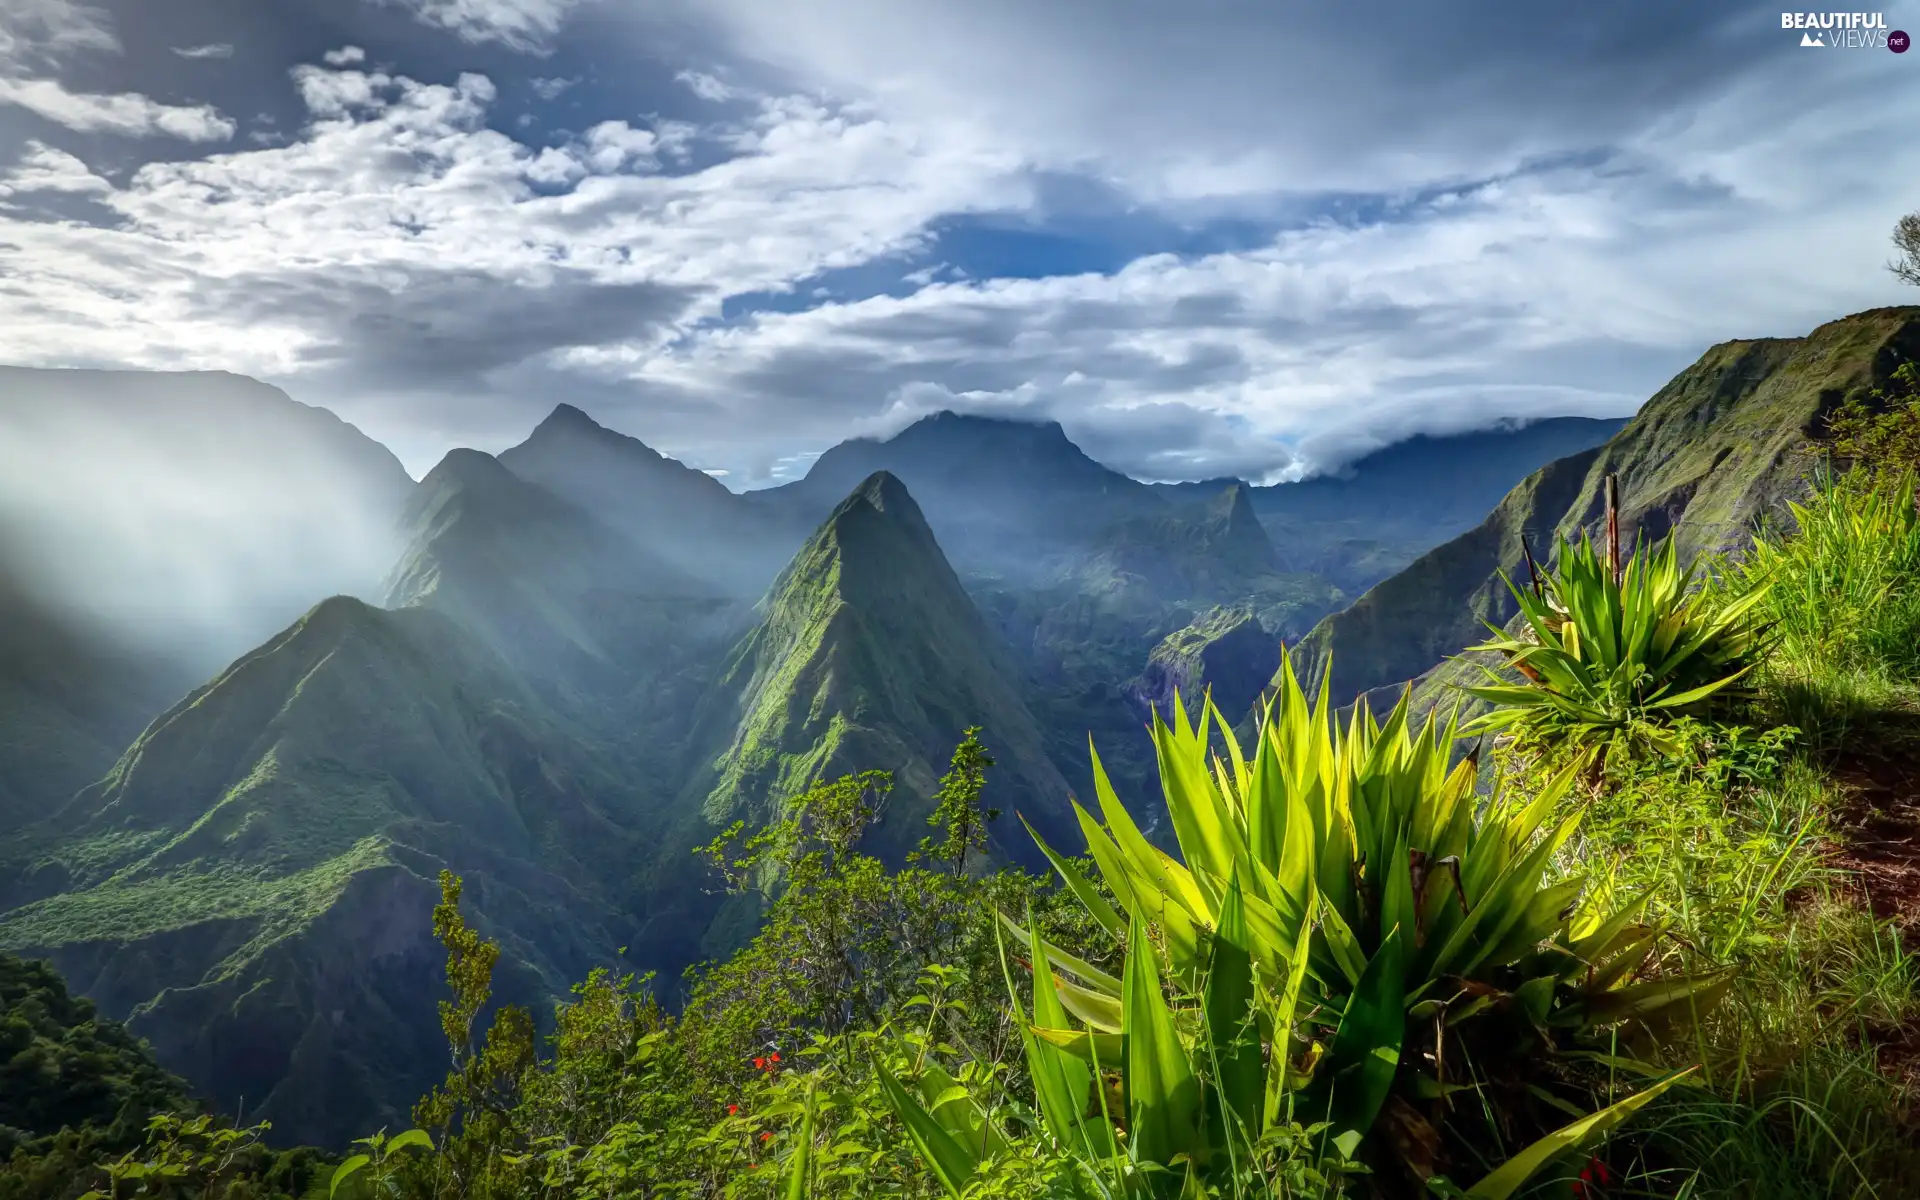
498, 405, 797, 596
0, 598, 658, 1148
748, 412, 1168, 575
1295, 307, 1920, 706
0, 368, 414, 675
1086, 484, 1284, 594
384, 449, 728, 693
0, 559, 191, 834
687, 472, 1073, 862
1133, 606, 1281, 722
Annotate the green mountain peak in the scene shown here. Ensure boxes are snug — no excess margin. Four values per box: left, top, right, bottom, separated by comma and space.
687, 472, 1071, 860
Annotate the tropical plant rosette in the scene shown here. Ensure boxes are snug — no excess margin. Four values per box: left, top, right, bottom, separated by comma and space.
882, 658, 1729, 1196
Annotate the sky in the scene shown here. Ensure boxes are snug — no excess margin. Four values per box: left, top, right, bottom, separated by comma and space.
0, 1, 1915, 487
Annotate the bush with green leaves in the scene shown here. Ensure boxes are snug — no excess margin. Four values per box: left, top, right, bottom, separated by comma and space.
1460, 531, 1770, 764
881, 660, 1725, 1196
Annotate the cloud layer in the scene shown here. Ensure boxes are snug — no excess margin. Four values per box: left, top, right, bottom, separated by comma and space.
0, 1, 1914, 483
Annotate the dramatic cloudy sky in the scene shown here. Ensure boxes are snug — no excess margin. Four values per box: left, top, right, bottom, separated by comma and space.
0, 1, 1915, 485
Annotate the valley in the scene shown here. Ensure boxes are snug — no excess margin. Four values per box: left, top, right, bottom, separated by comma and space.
5, 308, 1911, 1150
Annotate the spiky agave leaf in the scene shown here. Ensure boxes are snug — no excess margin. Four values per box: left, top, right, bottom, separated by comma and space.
1461, 532, 1771, 758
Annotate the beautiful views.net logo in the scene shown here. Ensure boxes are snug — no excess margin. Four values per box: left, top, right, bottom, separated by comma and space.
1781, 11, 1908, 50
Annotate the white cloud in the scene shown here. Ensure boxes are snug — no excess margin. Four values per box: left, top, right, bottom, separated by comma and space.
0, 55, 1030, 468
0, 0, 119, 69
171, 43, 235, 60
0, 140, 109, 197
529, 75, 576, 100
379, 0, 582, 51
323, 46, 367, 66
676, 70, 736, 102
0, 11, 1913, 485
0, 75, 236, 140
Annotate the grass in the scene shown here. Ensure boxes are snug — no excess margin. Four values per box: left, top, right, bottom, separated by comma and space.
1494, 467, 1920, 1197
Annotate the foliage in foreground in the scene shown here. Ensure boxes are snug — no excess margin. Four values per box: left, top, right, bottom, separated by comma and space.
1461, 526, 1769, 766
928, 661, 1720, 1197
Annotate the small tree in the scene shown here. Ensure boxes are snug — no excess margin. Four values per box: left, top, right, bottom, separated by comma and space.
1893, 209, 1920, 286
917, 727, 1000, 875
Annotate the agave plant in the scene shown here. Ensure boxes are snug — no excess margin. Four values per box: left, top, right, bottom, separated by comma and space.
883, 659, 1725, 1197
1461, 531, 1771, 762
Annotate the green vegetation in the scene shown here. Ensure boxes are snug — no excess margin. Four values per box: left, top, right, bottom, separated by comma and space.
1462, 518, 1771, 765
688, 471, 1072, 862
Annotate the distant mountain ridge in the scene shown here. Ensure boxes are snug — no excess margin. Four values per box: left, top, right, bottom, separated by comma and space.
748, 411, 1169, 575
386, 447, 717, 686
499, 405, 796, 597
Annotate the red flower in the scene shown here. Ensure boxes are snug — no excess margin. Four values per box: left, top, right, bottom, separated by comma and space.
752, 1057, 766, 1070
759, 1131, 773, 1143
727, 1104, 739, 1116
1574, 1155, 1614, 1198
770, 1052, 781, 1063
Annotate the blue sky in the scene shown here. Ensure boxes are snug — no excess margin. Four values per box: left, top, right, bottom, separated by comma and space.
0, 0, 1915, 486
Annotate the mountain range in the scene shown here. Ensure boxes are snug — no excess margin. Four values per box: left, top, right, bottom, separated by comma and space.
13, 308, 1911, 1147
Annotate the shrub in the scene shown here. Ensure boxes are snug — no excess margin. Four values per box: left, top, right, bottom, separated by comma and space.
1460, 532, 1770, 765
887, 662, 1726, 1196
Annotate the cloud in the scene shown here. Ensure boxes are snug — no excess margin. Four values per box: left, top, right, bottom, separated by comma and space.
0, 54, 1031, 466
0, 6, 1913, 487
378, 0, 583, 52
323, 46, 367, 66
1, 3, 237, 142
0, 140, 110, 197
0, 75, 237, 140
529, 74, 576, 99
676, 70, 736, 102
171, 43, 235, 60
0, 0, 119, 69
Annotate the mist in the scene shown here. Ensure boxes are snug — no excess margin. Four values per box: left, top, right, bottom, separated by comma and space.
0, 367, 415, 679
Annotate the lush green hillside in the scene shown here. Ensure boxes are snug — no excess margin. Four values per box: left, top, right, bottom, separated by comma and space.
0, 597, 661, 1149
498, 405, 798, 597
687, 472, 1073, 862
1133, 605, 1279, 721
1296, 306, 1920, 705
0, 952, 190, 1149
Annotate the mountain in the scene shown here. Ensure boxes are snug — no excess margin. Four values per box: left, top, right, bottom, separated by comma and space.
1133, 606, 1281, 723
0, 559, 192, 834
384, 448, 725, 691
1152, 416, 1628, 593
0, 368, 414, 675
748, 412, 1168, 575
0, 597, 660, 1148
498, 405, 797, 597
687, 472, 1073, 863
1086, 484, 1283, 593
1294, 307, 1920, 707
